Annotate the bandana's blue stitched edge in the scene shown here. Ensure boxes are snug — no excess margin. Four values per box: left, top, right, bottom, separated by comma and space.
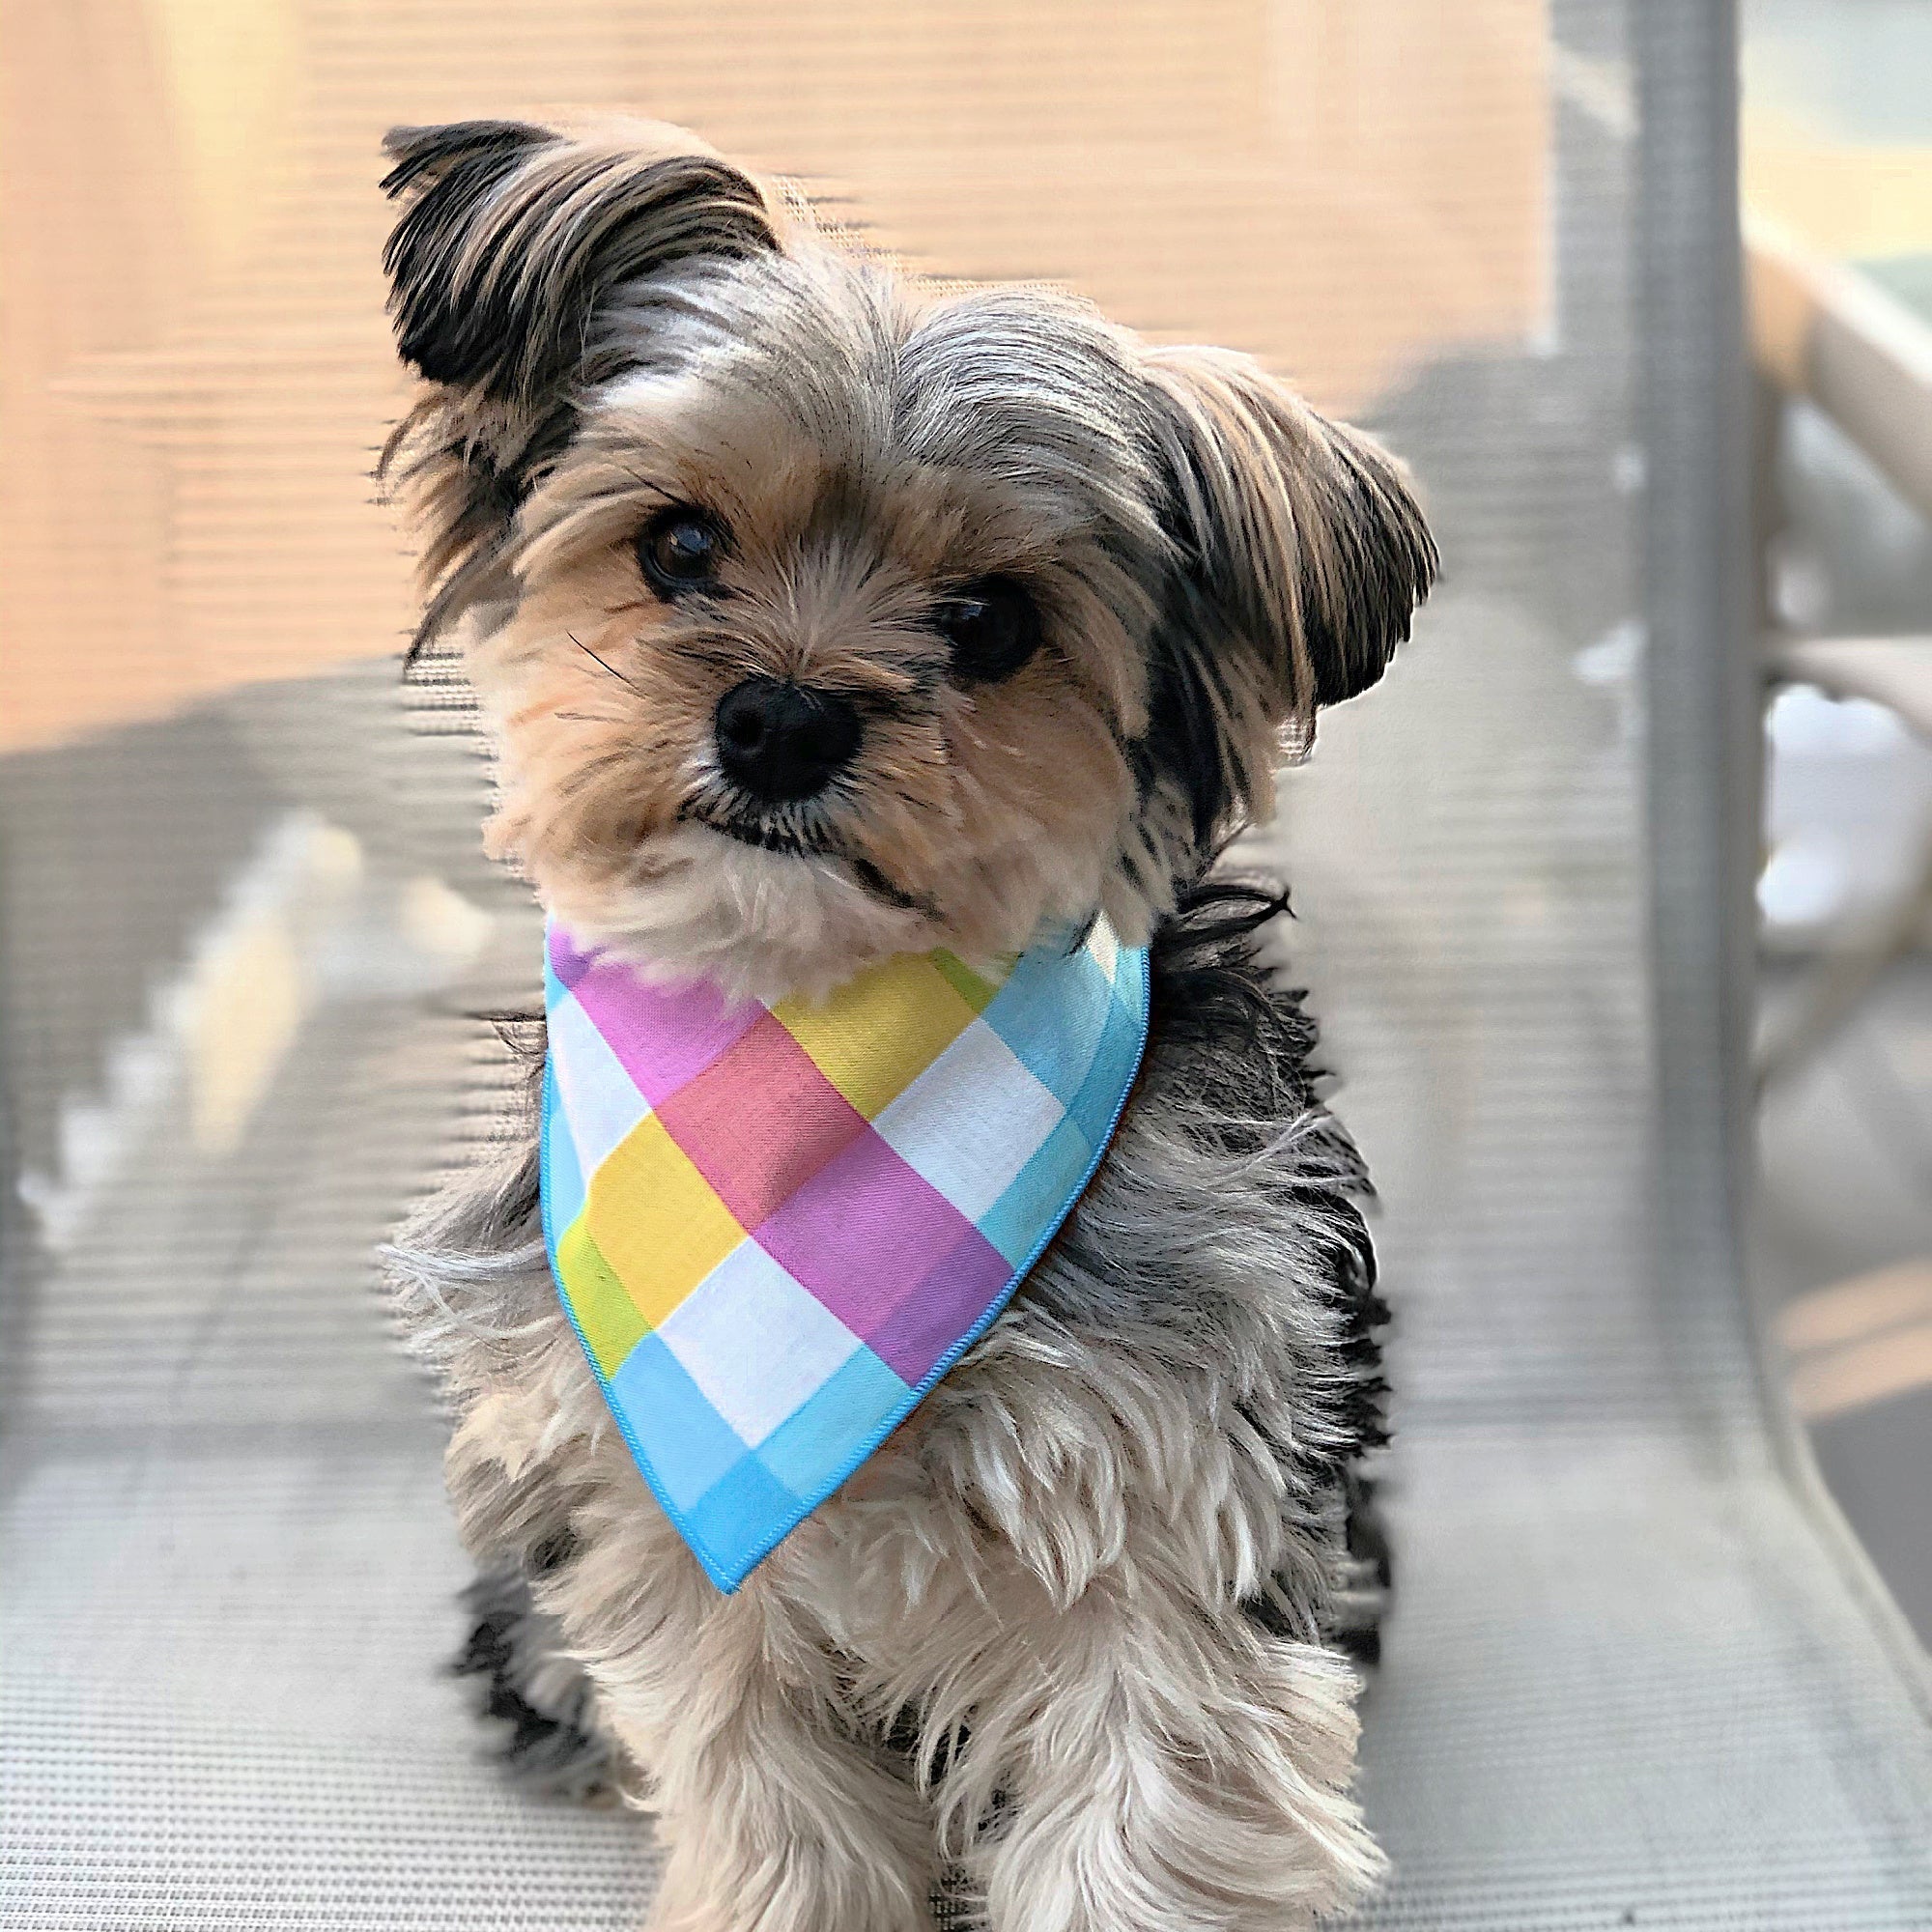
539, 934, 1154, 1595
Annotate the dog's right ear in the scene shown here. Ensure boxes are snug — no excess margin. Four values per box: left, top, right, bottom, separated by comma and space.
379, 120, 781, 660
380, 119, 780, 414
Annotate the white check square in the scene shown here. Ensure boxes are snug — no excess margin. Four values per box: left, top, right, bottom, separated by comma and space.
549, 989, 650, 1178
873, 1017, 1063, 1220
657, 1241, 863, 1446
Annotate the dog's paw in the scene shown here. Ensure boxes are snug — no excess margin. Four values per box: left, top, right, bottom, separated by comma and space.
451, 1560, 628, 1805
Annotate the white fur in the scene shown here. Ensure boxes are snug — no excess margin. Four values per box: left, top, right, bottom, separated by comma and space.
544, 823, 933, 1005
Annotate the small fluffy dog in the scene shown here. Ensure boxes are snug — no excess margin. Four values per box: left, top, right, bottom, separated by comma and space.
381, 118, 1434, 1932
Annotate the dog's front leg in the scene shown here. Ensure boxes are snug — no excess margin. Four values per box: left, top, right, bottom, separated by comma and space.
556, 1496, 938, 1932
952, 1577, 1383, 1932
632, 1598, 939, 1932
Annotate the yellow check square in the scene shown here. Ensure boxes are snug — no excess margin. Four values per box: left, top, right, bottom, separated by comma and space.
773, 953, 980, 1120
584, 1113, 744, 1325
555, 1217, 647, 1376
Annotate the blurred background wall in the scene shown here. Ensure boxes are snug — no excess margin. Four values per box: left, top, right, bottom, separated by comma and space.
0, 0, 1547, 753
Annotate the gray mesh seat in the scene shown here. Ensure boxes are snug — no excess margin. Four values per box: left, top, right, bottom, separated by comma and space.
4, 6, 1930, 1926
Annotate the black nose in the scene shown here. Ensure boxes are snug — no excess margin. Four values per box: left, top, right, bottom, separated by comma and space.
714, 677, 863, 804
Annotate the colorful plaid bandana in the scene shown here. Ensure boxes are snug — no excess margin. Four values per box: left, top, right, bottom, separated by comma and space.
539, 917, 1151, 1592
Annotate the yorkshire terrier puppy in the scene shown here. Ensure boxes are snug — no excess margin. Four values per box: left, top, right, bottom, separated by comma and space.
382, 118, 1434, 1932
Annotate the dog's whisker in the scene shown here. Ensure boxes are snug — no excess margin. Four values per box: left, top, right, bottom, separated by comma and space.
567, 631, 644, 693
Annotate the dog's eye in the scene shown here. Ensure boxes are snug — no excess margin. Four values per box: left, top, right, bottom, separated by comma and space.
637, 508, 726, 596
934, 578, 1042, 683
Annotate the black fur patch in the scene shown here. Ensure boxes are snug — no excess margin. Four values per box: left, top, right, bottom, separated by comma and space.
381, 122, 778, 410
1146, 877, 1390, 1471
452, 1561, 621, 1803
1134, 575, 1246, 857
1136, 369, 1437, 857
1295, 424, 1440, 708
1145, 877, 1392, 1654
381, 121, 559, 389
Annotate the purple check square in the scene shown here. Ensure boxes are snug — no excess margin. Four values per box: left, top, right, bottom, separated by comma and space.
753, 1126, 1010, 1381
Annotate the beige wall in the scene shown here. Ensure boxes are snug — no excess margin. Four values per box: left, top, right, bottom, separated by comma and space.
0, 0, 1548, 753
1743, 104, 1932, 262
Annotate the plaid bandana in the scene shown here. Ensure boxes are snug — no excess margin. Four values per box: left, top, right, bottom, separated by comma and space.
539, 917, 1151, 1591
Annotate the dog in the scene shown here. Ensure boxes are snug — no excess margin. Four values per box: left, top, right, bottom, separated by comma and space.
379, 117, 1434, 1932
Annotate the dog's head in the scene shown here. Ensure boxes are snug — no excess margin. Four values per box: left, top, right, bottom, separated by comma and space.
381, 119, 1435, 998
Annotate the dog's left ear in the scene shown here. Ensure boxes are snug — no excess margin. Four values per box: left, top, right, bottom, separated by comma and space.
1143, 343, 1436, 724
380, 118, 781, 416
